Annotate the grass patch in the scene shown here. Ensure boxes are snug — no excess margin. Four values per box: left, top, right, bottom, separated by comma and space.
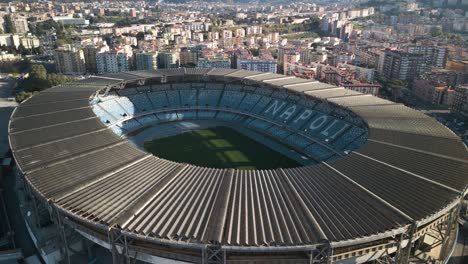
143, 126, 299, 170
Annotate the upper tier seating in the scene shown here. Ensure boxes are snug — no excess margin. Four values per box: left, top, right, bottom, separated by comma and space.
128, 93, 153, 112
219, 91, 245, 108
116, 97, 137, 115
93, 83, 368, 157
198, 90, 222, 106
147, 91, 169, 108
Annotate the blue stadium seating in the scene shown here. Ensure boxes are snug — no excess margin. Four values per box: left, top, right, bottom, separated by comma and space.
156, 113, 179, 122
332, 127, 366, 150
225, 84, 243, 90
247, 119, 273, 131
152, 84, 171, 91
254, 87, 272, 96
304, 144, 335, 160
205, 83, 224, 90
172, 83, 190, 90
344, 132, 368, 151
215, 111, 240, 120
287, 109, 319, 129
219, 91, 245, 108
197, 110, 217, 119
262, 101, 293, 121
137, 85, 151, 93
117, 88, 137, 96
191, 82, 205, 88
165, 90, 181, 107
136, 115, 158, 125
302, 114, 334, 136
92, 105, 117, 124
271, 90, 289, 100
99, 93, 119, 101
250, 96, 272, 114
285, 133, 311, 149
128, 93, 153, 112
93, 85, 367, 159
177, 111, 197, 120
89, 97, 100, 105
242, 117, 256, 126
147, 91, 169, 108
239, 94, 262, 112
198, 90, 222, 106
118, 119, 141, 131
266, 125, 291, 139
298, 98, 318, 109
314, 102, 334, 114
116, 97, 137, 115
179, 90, 198, 106
111, 125, 126, 136
99, 99, 128, 117
243, 85, 256, 92
314, 119, 350, 142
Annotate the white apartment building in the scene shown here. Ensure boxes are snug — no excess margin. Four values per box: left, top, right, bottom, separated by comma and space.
96, 51, 132, 74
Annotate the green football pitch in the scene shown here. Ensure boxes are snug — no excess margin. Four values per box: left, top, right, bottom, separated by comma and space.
143, 126, 300, 170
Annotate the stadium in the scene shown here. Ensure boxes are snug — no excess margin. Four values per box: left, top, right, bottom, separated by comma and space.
8, 68, 468, 264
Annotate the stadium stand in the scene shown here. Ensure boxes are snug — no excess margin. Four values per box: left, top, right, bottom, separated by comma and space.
117, 119, 141, 131
165, 90, 181, 107
116, 97, 137, 115
99, 99, 128, 117
128, 93, 153, 112
219, 90, 245, 108
305, 143, 335, 160
179, 89, 198, 106
12, 70, 466, 264
136, 114, 159, 125
198, 89, 223, 106
147, 91, 169, 108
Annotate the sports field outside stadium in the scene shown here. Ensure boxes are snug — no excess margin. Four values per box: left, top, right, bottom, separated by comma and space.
143, 126, 300, 170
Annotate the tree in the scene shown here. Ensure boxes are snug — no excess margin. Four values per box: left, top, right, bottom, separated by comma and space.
21, 64, 73, 92
250, 48, 260, 56
136, 31, 145, 41
30, 64, 47, 80
47, 73, 72, 87
4, 15, 16, 33
431, 27, 444, 37
15, 91, 33, 103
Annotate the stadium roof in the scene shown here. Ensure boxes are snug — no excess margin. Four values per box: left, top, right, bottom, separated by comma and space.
8, 69, 468, 251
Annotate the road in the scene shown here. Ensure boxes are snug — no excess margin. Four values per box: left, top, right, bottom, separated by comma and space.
0, 77, 18, 156
0, 76, 38, 259
448, 222, 468, 264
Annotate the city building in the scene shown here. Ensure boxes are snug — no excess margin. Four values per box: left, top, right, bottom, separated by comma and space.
234, 50, 277, 73
157, 51, 179, 69
407, 46, 448, 69
341, 82, 381, 96
196, 57, 231, 69
237, 59, 277, 73
12, 14, 29, 33
283, 52, 301, 73
96, 50, 132, 74
54, 45, 86, 75
413, 79, 453, 106
83, 44, 109, 73
52, 14, 89, 26
450, 85, 468, 118
180, 50, 199, 66
0, 34, 40, 49
19, 35, 40, 49
136, 52, 158, 70
382, 50, 431, 81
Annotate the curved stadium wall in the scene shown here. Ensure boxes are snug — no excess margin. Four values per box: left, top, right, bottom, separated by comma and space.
8, 68, 468, 264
